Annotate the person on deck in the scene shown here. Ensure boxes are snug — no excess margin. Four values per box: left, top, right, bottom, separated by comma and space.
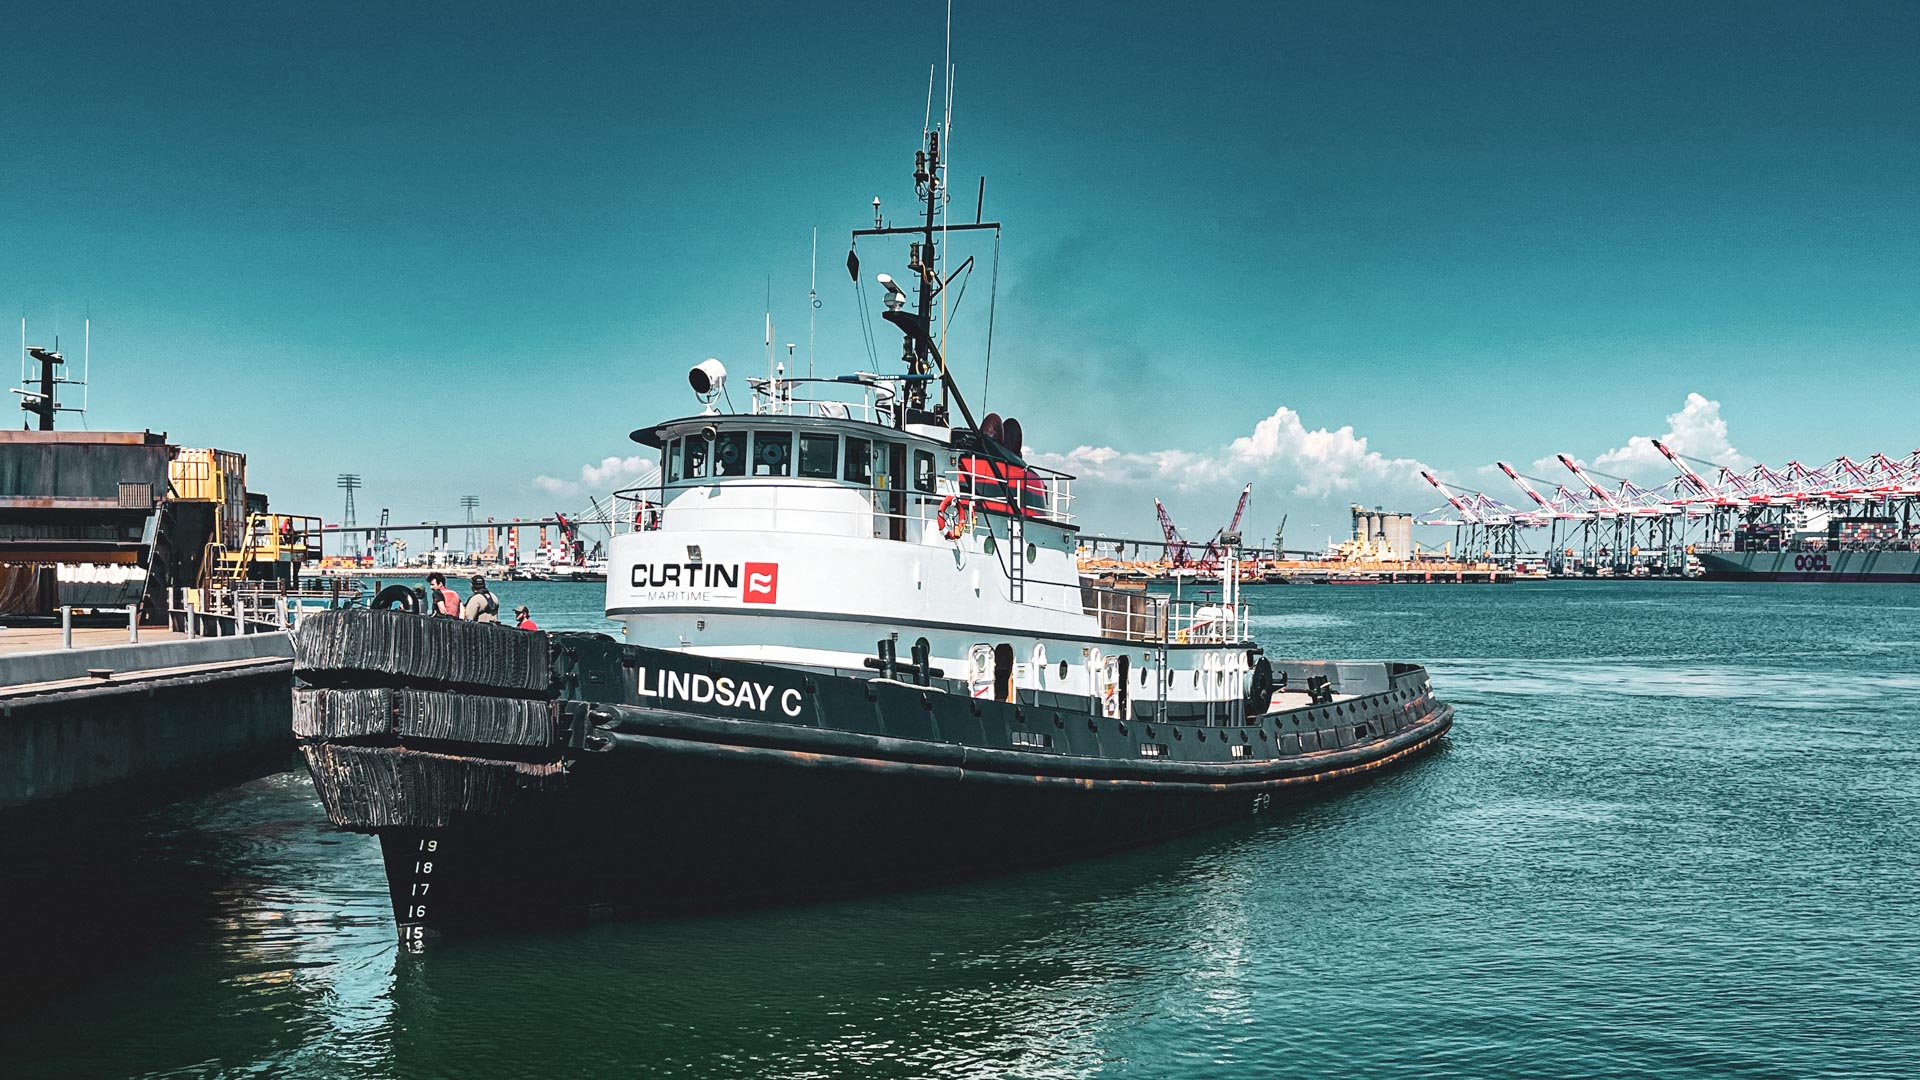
462, 575, 501, 623
513, 605, 537, 631
425, 572, 461, 617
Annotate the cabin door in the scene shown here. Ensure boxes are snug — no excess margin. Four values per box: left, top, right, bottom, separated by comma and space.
992, 643, 1014, 703
887, 443, 908, 541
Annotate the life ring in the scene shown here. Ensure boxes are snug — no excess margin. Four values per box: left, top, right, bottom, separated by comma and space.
937, 495, 974, 541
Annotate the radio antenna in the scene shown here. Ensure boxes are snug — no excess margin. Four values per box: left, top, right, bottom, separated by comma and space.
809, 227, 818, 382
923, 64, 934, 139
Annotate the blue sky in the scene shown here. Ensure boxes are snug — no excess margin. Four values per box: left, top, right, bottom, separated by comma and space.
3, 2, 1915, 547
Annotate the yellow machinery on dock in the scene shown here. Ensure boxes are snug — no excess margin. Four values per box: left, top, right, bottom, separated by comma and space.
166, 448, 320, 592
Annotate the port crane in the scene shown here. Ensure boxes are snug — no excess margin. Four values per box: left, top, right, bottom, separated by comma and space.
1418, 471, 1535, 560
1193, 485, 1253, 573
1154, 485, 1253, 572
1154, 499, 1192, 567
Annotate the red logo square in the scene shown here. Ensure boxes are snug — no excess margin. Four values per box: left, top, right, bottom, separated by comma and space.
743, 562, 779, 604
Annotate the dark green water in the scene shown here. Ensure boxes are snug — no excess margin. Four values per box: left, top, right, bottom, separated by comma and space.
5, 581, 1917, 1078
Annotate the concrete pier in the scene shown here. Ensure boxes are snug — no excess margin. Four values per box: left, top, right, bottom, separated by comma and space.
0, 627, 294, 820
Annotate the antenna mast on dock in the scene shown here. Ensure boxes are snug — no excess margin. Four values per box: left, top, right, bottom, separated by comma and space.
14, 317, 90, 430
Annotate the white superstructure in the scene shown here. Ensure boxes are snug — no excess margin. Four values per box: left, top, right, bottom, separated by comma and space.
603, 376, 1259, 724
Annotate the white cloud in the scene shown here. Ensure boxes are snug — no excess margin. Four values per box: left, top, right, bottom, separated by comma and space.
531, 455, 659, 500
1029, 405, 1430, 501
1591, 393, 1745, 476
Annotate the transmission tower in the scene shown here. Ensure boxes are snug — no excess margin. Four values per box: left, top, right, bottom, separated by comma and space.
460, 495, 479, 555
338, 474, 363, 557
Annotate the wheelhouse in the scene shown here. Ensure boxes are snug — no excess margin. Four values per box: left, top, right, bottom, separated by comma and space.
627, 403, 1073, 545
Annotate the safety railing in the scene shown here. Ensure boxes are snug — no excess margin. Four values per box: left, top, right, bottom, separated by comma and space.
1079, 585, 1242, 645
54, 605, 143, 648
611, 463, 1074, 537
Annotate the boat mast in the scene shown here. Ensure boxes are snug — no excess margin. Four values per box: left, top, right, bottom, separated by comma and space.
849, 127, 998, 428
912, 127, 940, 416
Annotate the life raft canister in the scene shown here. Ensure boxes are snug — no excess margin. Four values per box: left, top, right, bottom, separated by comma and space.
957, 456, 1049, 516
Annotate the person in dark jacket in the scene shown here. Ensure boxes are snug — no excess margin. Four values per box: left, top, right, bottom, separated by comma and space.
462, 575, 500, 623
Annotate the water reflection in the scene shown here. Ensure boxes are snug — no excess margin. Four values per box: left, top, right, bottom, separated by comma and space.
6, 581, 1918, 1078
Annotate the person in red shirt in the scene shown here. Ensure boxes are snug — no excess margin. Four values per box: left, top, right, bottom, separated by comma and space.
513, 604, 538, 631
425, 572, 461, 617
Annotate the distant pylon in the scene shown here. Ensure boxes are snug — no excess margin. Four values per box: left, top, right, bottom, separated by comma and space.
337, 474, 363, 557
460, 495, 479, 555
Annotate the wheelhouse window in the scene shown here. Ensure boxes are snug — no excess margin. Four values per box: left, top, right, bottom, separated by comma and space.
715, 431, 747, 477
684, 433, 709, 479
666, 438, 684, 483
913, 449, 936, 493
753, 431, 793, 477
798, 433, 837, 479
844, 436, 872, 485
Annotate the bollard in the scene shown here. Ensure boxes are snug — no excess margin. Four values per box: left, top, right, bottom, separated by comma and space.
128, 604, 139, 644
62, 605, 73, 649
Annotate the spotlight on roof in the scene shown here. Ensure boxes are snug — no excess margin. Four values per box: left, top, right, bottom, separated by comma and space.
689, 358, 727, 398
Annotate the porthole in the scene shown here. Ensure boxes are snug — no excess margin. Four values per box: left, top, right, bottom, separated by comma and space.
1027, 542, 1039, 562
1059, 660, 1070, 680
1174, 728, 1183, 741
984, 536, 998, 555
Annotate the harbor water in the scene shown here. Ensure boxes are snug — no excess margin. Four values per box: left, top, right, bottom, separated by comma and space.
4, 580, 1916, 1078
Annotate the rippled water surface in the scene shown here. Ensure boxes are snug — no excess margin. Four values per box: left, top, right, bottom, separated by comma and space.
5, 581, 1917, 1078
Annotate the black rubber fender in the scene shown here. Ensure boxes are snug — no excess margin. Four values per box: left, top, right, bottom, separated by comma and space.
372, 584, 421, 612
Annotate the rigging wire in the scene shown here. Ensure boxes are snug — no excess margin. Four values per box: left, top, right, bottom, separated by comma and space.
852, 262, 880, 371
981, 226, 1001, 410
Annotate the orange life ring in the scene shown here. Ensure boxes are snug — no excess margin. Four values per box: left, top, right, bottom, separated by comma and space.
937, 495, 974, 541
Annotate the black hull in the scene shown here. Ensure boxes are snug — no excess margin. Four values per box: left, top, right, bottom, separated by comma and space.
369, 705, 1451, 937
291, 613, 1455, 940
1699, 570, 1920, 583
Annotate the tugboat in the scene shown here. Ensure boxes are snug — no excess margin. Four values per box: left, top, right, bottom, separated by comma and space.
294, 118, 1455, 943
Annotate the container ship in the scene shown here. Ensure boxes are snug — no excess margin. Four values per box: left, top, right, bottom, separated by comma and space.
1697, 517, 1920, 582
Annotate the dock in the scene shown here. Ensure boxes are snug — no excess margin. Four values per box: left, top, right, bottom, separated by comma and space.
0, 623, 294, 823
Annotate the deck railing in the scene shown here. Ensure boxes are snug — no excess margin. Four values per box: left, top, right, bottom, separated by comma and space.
611, 462, 1073, 537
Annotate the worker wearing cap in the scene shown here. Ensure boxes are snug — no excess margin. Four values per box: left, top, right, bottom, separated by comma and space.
462, 575, 501, 623
513, 604, 537, 631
